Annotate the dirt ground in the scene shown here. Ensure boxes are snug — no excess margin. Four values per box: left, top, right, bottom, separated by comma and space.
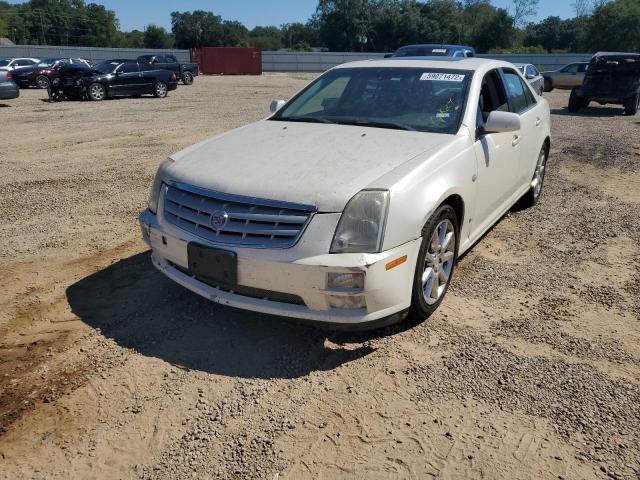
1, 74, 639, 480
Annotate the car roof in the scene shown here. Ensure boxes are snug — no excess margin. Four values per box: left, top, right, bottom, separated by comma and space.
335, 57, 513, 72
593, 52, 640, 58
397, 44, 475, 51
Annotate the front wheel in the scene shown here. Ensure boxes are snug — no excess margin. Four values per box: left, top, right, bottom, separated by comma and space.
87, 82, 106, 101
408, 205, 459, 323
36, 75, 50, 89
624, 91, 639, 116
182, 71, 194, 85
520, 144, 549, 208
153, 81, 168, 98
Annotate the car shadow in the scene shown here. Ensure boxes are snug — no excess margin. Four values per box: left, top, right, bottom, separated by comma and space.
66, 251, 376, 380
551, 106, 626, 117
0, 103, 11, 107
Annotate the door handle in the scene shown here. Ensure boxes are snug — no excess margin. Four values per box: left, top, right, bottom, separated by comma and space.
535, 117, 541, 126
512, 135, 521, 147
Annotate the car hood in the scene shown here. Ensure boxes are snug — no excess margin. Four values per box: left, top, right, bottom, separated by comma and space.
167, 120, 455, 212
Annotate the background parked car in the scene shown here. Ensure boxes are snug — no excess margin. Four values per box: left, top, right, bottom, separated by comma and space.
136, 54, 199, 85
543, 62, 589, 92
515, 63, 544, 95
569, 52, 640, 115
12, 57, 91, 89
0, 57, 39, 71
389, 44, 476, 58
0, 70, 19, 100
57, 60, 178, 101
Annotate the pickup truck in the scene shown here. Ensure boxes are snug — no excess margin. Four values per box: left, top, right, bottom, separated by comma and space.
136, 54, 199, 85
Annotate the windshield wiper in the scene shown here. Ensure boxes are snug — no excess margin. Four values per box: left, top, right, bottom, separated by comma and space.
335, 120, 417, 131
274, 116, 335, 124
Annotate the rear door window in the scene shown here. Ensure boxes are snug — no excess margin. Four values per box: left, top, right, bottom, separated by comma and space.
502, 70, 534, 113
122, 63, 139, 74
562, 64, 579, 74
165, 55, 178, 63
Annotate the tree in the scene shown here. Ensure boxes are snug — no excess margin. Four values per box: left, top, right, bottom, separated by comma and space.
523, 16, 581, 52
249, 25, 283, 50
144, 24, 173, 49
571, 0, 592, 17
463, 2, 515, 52
511, 0, 540, 28
586, 0, 640, 51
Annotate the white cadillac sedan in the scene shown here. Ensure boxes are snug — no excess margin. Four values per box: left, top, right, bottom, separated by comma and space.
140, 58, 551, 329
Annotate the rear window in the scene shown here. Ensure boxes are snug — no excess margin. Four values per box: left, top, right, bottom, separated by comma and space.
590, 56, 640, 74
394, 47, 450, 57
0, 59, 9, 67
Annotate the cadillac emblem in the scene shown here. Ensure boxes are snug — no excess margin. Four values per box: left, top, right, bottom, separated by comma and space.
210, 210, 229, 230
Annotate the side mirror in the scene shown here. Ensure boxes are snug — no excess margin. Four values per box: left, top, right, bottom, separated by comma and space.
270, 99, 286, 113
481, 111, 521, 135
526, 74, 535, 80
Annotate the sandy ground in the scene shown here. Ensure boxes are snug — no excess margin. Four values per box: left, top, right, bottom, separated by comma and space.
0, 74, 639, 480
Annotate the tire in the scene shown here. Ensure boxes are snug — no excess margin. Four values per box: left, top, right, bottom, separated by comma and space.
182, 71, 194, 85
568, 88, 587, 112
408, 205, 459, 323
153, 81, 168, 98
624, 90, 639, 116
543, 77, 553, 92
520, 144, 549, 208
36, 75, 50, 89
87, 82, 106, 101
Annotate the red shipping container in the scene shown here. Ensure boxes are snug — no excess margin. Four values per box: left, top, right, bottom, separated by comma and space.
190, 47, 262, 75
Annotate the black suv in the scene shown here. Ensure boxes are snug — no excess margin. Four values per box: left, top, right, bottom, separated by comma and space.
569, 52, 640, 115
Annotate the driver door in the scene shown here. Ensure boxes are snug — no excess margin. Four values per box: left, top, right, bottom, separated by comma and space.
470, 69, 520, 240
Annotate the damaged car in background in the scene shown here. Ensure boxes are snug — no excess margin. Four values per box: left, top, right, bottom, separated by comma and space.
569, 52, 640, 115
49, 60, 179, 101
140, 58, 551, 330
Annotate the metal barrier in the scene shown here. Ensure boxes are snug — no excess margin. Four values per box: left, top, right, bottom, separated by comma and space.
0, 45, 190, 63
1, 45, 593, 73
262, 51, 594, 72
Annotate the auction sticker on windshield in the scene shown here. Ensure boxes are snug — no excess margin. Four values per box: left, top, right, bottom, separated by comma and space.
420, 72, 466, 82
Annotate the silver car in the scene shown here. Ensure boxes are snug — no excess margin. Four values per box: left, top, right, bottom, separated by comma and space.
543, 62, 589, 92
0, 70, 19, 100
515, 63, 544, 95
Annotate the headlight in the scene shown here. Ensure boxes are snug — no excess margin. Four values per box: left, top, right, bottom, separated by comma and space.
330, 190, 389, 254
148, 158, 175, 213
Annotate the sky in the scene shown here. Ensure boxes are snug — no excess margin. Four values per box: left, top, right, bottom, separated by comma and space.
6, 0, 576, 32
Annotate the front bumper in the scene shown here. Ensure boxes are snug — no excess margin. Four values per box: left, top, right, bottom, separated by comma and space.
139, 208, 420, 325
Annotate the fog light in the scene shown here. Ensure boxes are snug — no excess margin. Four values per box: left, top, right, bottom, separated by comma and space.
140, 221, 151, 241
328, 295, 366, 310
327, 272, 365, 290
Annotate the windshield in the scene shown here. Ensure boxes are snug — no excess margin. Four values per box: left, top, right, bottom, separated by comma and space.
37, 58, 60, 67
272, 67, 472, 134
92, 62, 119, 74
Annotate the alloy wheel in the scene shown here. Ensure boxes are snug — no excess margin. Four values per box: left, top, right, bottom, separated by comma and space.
531, 147, 547, 199
90, 84, 104, 100
422, 219, 456, 305
156, 83, 167, 97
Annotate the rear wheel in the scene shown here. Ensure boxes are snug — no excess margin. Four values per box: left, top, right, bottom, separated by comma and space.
182, 71, 194, 85
408, 205, 459, 323
624, 90, 639, 116
153, 81, 168, 98
520, 144, 549, 208
87, 82, 106, 101
36, 75, 50, 89
568, 88, 588, 112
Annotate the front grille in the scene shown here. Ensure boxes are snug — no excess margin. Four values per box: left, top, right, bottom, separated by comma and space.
163, 184, 315, 248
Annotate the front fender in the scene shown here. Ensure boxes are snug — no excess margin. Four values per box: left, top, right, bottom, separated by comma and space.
380, 133, 477, 251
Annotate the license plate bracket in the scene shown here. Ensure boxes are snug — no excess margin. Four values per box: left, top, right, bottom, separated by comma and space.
187, 243, 237, 287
